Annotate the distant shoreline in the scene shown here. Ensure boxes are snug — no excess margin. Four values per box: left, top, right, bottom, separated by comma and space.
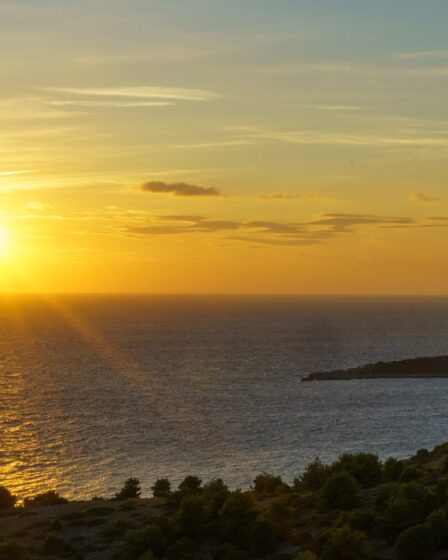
302, 355, 448, 381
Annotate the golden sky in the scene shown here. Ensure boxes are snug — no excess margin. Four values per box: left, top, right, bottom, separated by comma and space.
1, 0, 448, 293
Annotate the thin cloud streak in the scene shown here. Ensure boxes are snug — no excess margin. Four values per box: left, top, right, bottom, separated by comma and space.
43, 86, 219, 101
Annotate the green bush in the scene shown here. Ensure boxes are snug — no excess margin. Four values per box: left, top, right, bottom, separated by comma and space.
0, 540, 28, 560
394, 524, 438, 560
165, 537, 199, 560
176, 494, 208, 538
346, 509, 377, 532
151, 478, 171, 498
382, 497, 422, 535
296, 458, 329, 491
0, 486, 17, 510
383, 457, 404, 482
248, 518, 281, 555
399, 467, 424, 483
422, 489, 440, 516
219, 490, 257, 545
24, 490, 68, 507
178, 476, 202, 494
334, 452, 382, 488
320, 471, 359, 510
375, 483, 398, 510
40, 532, 72, 556
253, 473, 285, 495
426, 509, 448, 546
297, 553, 319, 560
121, 523, 166, 558
202, 479, 230, 517
319, 525, 369, 560
115, 478, 141, 500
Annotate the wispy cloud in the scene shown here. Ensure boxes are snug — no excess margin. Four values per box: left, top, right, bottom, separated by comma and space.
140, 181, 222, 197
0, 170, 34, 176
394, 50, 448, 61
411, 192, 440, 203
43, 86, 219, 102
48, 100, 174, 108
122, 212, 443, 247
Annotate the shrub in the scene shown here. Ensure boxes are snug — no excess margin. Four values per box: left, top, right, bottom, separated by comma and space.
382, 497, 422, 535
296, 458, 329, 491
0, 540, 28, 560
176, 494, 208, 538
178, 476, 202, 494
422, 489, 440, 516
375, 483, 398, 509
297, 553, 319, 560
319, 525, 369, 560
399, 467, 423, 483
298, 550, 319, 560
334, 453, 382, 488
40, 532, 71, 556
121, 523, 166, 558
24, 490, 68, 507
394, 524, 438, 560
248, 518, 281, 555
219, 491, 257, 545
116, 478, 141, 500
165, 537, 198, 560
151, 478, 171, 498
320, 471, 359, 510
427, 508, 448, 546
346, 508, 377, 532
0, 486, 17, 510
415, 448, 430, 461
253, 473, 285, 495
202, 479, 230, 518
383, 457, 404, 482
397, 482, 425, 502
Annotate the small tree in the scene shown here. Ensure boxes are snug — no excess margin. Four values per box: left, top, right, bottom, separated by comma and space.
219, 491, 257, 545
319, 525, 369, 560
320, 471, 359, 510
151, 478, 171, 498
178, 475, 202, 494
383, 457, 404, 482
115, 477, 141, 500
176, 494, 207, 538
24, 490, 68, 507
248, 518, 281, 555
394, 524, 438, 560
0, 486, 17, 510
296, 458, 329, 491
253, 472, 285, 495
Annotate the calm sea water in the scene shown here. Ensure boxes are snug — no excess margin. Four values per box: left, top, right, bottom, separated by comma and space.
1, 295, 448, 499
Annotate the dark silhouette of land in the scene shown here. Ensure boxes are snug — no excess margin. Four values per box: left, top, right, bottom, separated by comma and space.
302, 355, 448, 382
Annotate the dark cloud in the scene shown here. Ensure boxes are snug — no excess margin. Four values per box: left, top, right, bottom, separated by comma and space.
123, 212, 447, 247
140, 181, 221, 197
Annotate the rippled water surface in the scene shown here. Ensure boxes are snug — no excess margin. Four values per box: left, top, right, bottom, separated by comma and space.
1, 295, 448, 499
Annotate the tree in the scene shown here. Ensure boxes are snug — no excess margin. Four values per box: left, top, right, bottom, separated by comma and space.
320, 471, 359, 510
319, 525, 369, 560
427, 509, 448, 547
219, 491, 257, 545
399, 466, 424, 483
248, 518, 281, 555
178, 476, 202, 494
24, 490, 68, 507
115, 478, 141, 500
176, 495, 207, 538
296, 458, 329, 491
151, 478, 171, 498
0, 486, 17, 510
394, 524, 437, 560
253, 473, 285, 495
383, 457, 404, 482
334, 453, 382, 488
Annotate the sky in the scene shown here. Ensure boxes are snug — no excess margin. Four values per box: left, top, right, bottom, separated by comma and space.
1, 0, 448, 293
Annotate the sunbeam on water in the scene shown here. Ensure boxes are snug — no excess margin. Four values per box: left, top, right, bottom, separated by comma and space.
1, 294, 448, 500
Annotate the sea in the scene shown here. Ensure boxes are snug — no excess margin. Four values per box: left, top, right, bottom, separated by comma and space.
1, 295, 448, 500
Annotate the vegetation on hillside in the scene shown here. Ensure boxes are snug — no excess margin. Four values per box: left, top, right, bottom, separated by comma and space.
3, 443, 448, 559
